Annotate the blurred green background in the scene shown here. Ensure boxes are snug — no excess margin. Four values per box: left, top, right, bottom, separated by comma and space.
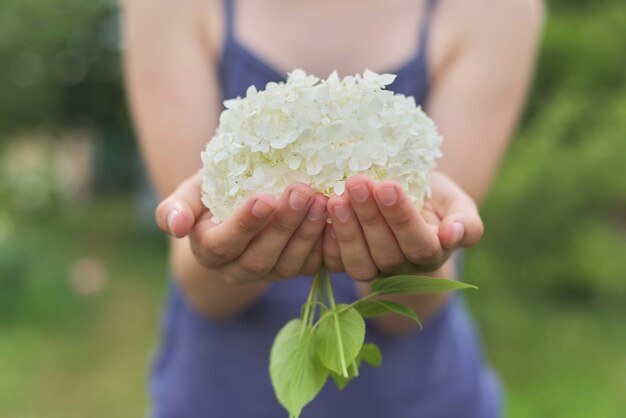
0, 0, 625, 417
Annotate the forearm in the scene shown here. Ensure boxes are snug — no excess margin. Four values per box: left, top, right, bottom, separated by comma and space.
354, 257, 456, 335
171, 237, 269, 320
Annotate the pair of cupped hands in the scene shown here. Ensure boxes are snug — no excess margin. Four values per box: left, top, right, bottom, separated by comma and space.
156, 171, 483, 284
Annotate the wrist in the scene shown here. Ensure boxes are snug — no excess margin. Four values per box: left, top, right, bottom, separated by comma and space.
170, 237, 270, 320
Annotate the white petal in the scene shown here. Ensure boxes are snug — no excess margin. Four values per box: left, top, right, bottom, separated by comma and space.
201, 69, 441, 222
379, 73, 397, 86
334, 181, 345, 195
246, 85, 257, 98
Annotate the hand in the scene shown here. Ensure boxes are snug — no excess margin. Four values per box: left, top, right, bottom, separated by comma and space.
323, 172, 484, 280
155, 172, 329, 284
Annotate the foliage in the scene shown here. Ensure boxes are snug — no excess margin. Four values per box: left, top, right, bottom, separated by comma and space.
269, 270, 474, 417
0, 0, 128, 136
467, 1, 626, 302
0, 0, 137, 190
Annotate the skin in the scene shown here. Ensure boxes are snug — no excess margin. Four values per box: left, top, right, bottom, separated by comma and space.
123, 0, 544, 329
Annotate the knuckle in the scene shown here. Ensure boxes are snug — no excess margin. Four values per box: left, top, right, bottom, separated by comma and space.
238, 251, 270, 276
358, 212, 384, 228
336, 228, 360, 243
190, 244, 216, 269
235, 219, 255, 235
223, 273, 247, 286
208, 240, 233, 262
375, 252, 405, 272
349, 266, 378, 282
295, 226, 322, 242
388, 212, 412, 229
270, 217, 296, 236
272, 261, 299, 279
406, 243, 440, 264
222, 274, 241, 285
193, 254, 214, 270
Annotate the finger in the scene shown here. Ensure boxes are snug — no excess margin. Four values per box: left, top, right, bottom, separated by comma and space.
323, 222, 344, 273
327, 193, 378, 281
373, 181, 444, 269
190, 193, 277, 267
300, 235, 324, 276
346, 175, 406, 273
437, 201, 484, 248
270, 194, 328, 279
323, 223, 344, 272
155, 172, 206, 238
428, 173, 484, 248
227, 183, 315, 281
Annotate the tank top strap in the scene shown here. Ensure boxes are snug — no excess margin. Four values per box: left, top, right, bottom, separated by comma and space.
222, 0, 235, 40
416, 0, 437, 61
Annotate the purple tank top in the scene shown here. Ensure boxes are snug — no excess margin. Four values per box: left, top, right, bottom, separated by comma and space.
150, 1, 502, 417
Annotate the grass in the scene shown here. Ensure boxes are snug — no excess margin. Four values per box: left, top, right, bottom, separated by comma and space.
0, 197, 167, 418
467, 281, 626, 418
0, 197, 624, 417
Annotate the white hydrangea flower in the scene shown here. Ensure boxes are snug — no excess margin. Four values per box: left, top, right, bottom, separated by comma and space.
201, 69, 442, 223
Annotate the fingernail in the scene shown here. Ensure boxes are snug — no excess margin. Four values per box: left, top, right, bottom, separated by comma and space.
451, 222, 465, 244
333, 205, 350, 223
307, 202, 326, 221
252, 199, 273, 218
289, 190, 309, 210
348, 183, 369, 203
167, 209, 180, 237
376, 186, 397, 206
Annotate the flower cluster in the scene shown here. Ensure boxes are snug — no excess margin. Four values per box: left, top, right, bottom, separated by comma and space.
201, 69, 442, 223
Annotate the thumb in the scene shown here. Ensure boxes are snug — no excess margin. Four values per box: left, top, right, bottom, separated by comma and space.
437, 210, 484, 249
155, 172, 207, 238
429, 172, 484, 249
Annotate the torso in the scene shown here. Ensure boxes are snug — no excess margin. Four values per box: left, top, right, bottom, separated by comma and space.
200, 0, 457, 90
148, 2, 506, 417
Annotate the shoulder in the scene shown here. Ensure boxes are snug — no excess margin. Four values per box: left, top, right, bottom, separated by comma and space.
430, 0, 545, 79
440, 0, 545, 46
122, 0, 211, 23
122, 0, 224, 57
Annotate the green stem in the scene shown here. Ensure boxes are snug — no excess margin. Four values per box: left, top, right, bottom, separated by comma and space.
307, 279, 320, 328
301, 271, 320, 334
324, 266, 349, 377
351, 362, 359, 377
326, 293, 375, 318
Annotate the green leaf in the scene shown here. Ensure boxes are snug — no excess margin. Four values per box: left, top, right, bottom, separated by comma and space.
315, 304, 365, 377
358, 343, 382, 368
354, 299, 423, 329
329, 363, 357, 391
269, 319, 329, 418
371, 275, 477, 296
329, 343, 382, 391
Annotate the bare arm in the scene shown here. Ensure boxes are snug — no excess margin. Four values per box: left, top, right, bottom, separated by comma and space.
431, 0, 546, 201
353, 0, 545, 333
123, 0, 219, 197
123, 0, 268, 319
124, 0, 329, 319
